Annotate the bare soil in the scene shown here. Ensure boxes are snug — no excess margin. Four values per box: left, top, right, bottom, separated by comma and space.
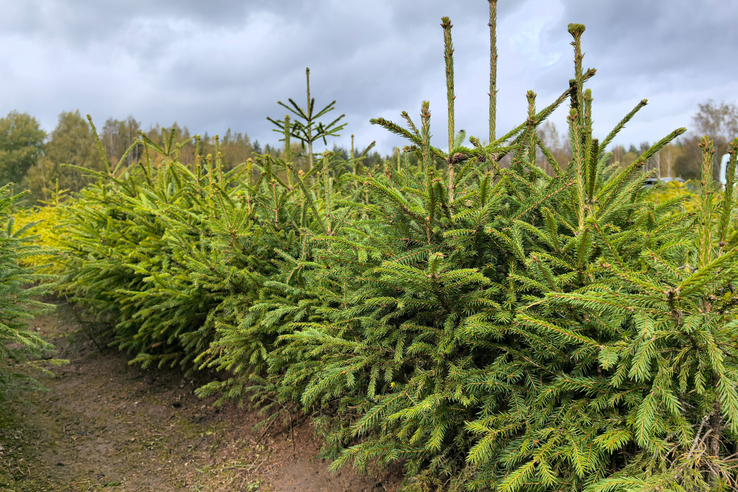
0, 303, 401, 491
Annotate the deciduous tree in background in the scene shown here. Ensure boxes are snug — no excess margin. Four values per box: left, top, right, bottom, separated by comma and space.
536, 120, 570, 175
675, 100, 738, 180
101, 116, 142, 170
219, 129, 254, 171
24, 110, 102, 202
0, 111, 45, 195
693, 99, 738, 153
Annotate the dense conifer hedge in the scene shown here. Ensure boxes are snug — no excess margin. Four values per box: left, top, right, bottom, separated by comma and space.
48, 19, 738, 491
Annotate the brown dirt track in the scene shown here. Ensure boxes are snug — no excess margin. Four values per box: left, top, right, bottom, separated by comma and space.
0, 303, 400, 492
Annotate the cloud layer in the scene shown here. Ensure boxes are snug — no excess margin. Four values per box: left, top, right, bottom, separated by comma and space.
2, 0, 737, 153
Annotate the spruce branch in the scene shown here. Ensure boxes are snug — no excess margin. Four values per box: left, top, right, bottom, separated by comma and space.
599, 99, 648, 157
488, 0, 498, 143
86, 114, 112, 176
441, 17, 455, 156
267, 68, 346, 172
718, 138, 738, 248
568, 23, 586, 127
596, 127, 687, 213
698, 136, 716, 270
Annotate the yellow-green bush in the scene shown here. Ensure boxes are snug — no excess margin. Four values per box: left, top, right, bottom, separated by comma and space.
13, 189, 70, 276
648, 179, 738, 250
647, 179, 699, 212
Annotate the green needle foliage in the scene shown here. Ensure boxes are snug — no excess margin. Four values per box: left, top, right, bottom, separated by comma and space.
0, 186, 57, 401
54, 14, 738, 492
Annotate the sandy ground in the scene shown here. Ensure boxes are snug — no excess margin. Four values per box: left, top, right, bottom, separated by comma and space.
0, 303, 401, 492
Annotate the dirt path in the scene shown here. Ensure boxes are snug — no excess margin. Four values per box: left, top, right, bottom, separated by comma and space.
0, 304, 399, 491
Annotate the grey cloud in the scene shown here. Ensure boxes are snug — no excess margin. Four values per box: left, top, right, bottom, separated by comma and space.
2, 0, 736, 155
1, 0, 540, 152
534, 0, 738, 144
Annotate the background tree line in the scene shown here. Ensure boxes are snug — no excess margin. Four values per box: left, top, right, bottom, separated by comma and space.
1, 100, 735, 205
534, 99, 738, 181
0, 110, 385, 205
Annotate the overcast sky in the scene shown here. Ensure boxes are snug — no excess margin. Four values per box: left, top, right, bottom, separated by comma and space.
2, 0, 737, 154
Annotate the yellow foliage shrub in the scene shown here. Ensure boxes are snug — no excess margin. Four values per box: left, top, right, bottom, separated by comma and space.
13, 190, 69, 275
646, 179, 699, 212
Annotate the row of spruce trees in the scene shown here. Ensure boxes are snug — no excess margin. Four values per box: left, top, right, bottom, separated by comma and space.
36, 13, 738, 492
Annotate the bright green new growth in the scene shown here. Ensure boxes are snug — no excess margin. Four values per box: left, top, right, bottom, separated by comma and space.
52, 11, 738, 492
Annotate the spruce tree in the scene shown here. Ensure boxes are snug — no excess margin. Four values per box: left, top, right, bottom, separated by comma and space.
0, 186, 57, 400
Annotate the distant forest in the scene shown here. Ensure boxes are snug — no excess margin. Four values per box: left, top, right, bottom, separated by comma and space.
534, 99, 738, 182
1, 99, 736, 205
0, 110, 385, 204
